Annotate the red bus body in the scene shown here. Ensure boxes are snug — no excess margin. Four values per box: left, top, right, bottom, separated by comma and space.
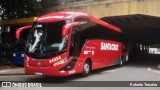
16, 12, 129, 76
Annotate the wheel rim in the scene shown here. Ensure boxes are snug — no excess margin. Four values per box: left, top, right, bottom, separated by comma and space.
120, 60, 122, 65
84, 63, 90, 74
120, 57, 123, 65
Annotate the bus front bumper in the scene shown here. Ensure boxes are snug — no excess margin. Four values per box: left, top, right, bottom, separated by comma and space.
24, 64, 76, 77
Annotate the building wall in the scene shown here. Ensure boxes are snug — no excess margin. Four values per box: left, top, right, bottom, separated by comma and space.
44, 0, 160, 18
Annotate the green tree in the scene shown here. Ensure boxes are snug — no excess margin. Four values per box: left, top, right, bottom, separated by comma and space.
0, 0, 41, 20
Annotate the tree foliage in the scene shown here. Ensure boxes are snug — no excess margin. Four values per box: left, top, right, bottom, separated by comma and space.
0, 0, 41, 20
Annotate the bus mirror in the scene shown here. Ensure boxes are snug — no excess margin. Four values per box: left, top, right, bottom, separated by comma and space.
62, 22, 84, 38
16, 25, 32, 40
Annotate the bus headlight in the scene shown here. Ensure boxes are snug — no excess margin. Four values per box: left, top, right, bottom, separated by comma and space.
53, 57, 68, 66
24, 60, 29, 65
24, 57, 29, 65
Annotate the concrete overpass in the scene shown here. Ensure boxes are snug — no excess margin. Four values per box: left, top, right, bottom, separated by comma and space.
44, 0, 160, 18
101, 14, 160, 44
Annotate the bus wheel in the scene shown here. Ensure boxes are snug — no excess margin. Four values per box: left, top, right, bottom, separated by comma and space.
82, 60, 91, 77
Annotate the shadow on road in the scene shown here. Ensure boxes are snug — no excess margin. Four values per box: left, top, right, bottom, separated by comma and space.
127, 54, 160, 68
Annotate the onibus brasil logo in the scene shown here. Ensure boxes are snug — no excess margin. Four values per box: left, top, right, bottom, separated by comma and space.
1, 82, 42, 87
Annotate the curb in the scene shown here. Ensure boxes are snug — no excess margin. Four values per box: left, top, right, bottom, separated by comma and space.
0, 73, 26, 76
0, 68, 25, 75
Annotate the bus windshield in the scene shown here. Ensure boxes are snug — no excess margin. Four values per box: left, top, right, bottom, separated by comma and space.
25, 20, 68, 59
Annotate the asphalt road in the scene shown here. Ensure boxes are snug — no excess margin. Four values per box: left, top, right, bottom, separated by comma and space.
1, 56, 160, 90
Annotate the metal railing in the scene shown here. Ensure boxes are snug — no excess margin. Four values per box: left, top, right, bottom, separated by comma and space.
55, 0, 96, 5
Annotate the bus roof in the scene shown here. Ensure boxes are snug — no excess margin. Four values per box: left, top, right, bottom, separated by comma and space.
36, 12, 88, 22
36, 12, 121, 32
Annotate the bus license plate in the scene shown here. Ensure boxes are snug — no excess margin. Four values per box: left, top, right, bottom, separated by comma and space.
35, 72, 43, 75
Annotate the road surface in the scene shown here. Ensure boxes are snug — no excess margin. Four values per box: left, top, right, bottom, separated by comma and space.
0, 56, 160, 90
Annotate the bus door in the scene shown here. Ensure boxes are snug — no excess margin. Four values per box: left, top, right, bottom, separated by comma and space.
69, 28, 79, 58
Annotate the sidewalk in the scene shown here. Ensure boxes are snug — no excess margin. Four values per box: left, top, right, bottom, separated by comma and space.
0, 65, 16, 69
0, 67, 25, 75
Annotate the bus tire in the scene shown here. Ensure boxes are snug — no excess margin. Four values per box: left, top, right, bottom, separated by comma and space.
81, 60, 91, 77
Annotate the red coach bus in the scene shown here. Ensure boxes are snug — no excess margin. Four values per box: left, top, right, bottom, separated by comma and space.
16, 12, 129, 77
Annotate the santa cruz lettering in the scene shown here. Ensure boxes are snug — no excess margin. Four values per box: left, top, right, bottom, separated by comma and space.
100, 42, 119, 51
